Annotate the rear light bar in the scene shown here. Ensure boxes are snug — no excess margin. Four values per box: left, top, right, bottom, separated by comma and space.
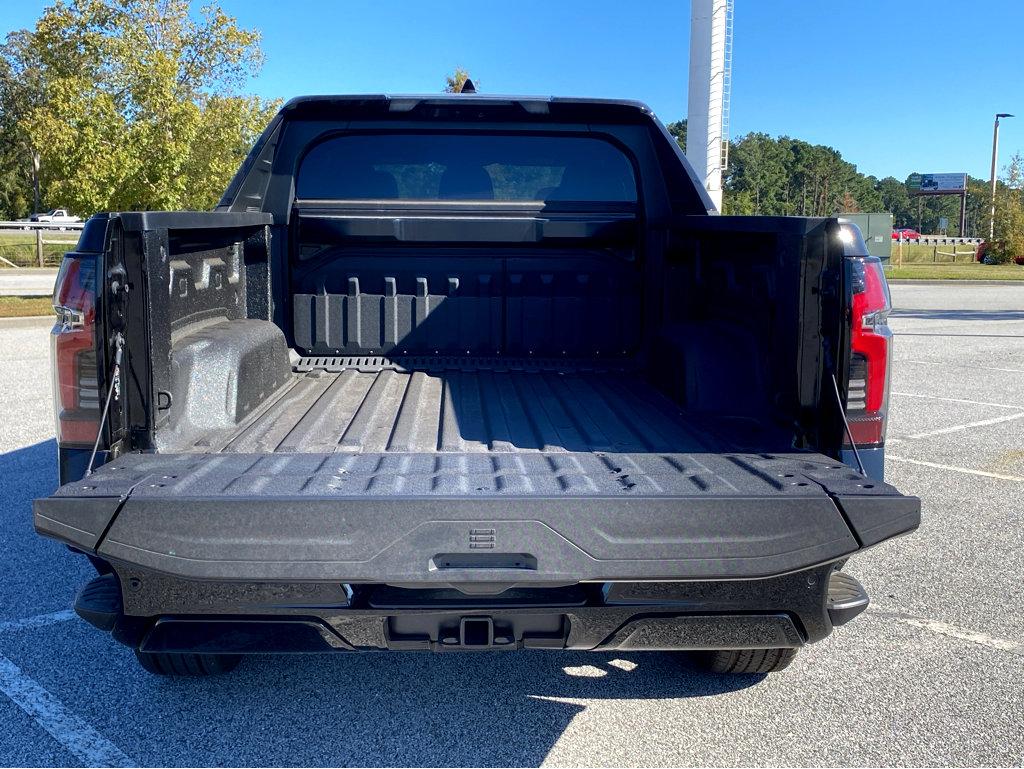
844, 256, 892, 449
52, 254, 102, 446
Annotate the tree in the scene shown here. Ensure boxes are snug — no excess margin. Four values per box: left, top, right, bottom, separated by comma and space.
0, 31, 44, 218
1, 0, 280, 216
666, 120, 686, 151
876, 176, 913, 227
723, 132, 791, 215
670, 115, 1019, 239
721, 133, 885, 217
964, 177, 992, 239
444, 67, 474, 93
839, 190, 860, 213
984, 153, 1024, 262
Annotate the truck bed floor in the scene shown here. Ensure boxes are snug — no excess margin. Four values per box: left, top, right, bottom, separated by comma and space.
180, 357, 780, 456
117, 357, 879, 500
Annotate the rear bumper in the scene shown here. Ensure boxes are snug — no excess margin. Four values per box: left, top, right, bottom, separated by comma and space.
38, 450, 916, 655
78, 564, 868, 654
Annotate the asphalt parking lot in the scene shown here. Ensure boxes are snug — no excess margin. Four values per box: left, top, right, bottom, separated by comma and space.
0, 282, 1021, 767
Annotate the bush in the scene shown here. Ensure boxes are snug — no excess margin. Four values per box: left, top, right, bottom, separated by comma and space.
981, 238, 1017, 265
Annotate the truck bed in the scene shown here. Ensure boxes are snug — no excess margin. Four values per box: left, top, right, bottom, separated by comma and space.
37, 358, 919, 585
157, 356, 835, 495
152, 356, 803, 495
173, 356, 779, 457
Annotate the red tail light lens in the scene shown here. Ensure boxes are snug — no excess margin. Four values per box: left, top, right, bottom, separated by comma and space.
51, 255, 101, 446
845, 257, 892, 448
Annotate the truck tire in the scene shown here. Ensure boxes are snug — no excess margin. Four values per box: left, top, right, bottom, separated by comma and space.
134, 650, 241, 676
692, 648, 798, 674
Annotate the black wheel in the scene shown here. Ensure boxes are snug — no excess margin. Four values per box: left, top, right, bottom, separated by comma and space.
134, 650, 241, 676
692, 647, 798, 674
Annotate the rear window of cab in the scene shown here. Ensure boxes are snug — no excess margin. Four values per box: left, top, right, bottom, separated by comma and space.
296, 133, 637, 202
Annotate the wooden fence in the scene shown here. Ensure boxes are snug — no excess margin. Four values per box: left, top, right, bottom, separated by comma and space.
0, 221, 84, 268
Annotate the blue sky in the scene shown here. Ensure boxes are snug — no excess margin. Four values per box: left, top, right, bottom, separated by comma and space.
3, 0, 1023, 181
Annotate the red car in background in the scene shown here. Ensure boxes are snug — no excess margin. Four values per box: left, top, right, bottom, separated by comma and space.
892, 228, 922, 240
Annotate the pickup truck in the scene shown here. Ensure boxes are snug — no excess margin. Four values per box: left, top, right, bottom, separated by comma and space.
35, 94, 920, 677
30, 208, 82, 226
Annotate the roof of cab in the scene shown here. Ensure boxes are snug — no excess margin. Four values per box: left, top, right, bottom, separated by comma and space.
278, 94, 657, 122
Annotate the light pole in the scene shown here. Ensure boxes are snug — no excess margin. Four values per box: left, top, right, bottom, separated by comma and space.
989, 113, 1014, 240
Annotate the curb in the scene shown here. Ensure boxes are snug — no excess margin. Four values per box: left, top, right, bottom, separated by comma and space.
0, 315, 53, 328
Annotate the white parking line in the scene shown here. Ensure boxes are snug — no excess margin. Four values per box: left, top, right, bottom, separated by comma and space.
0, 610, 76, 634
887, 455, 1024, 482
891, 391, 1020, 410
902, 358, 1024, 374
0, 653, 132, 767
871, 608, 1024, 658
906, 412, 1024, 440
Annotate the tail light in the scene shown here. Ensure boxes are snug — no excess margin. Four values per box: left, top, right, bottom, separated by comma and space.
845, 256, 892, 448
52, 254, 101, 445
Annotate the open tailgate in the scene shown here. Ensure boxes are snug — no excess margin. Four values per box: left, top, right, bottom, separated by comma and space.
36, 449, 920, 585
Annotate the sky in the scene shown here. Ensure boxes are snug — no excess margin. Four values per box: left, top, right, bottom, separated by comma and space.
3, 0, 1023, 181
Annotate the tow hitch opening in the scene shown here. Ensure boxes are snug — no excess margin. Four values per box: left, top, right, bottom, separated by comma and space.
460, 617, 494, 647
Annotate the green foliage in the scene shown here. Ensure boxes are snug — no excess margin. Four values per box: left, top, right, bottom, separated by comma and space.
0, 34, 41, 218
1, 0, 280, 216
877, 176, 913, 226
0, 230, 76, 267
723, 133, 882, 216
719, 131, 1018, 242
983, 153, 1024, 263
444, 68, 474, 93
666, 120, 686, 151
886, 263, 1024, 280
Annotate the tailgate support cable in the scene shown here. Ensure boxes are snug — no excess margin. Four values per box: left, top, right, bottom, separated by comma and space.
823, 338, 866, 476
830, 372, 866, 476
85, 332, 124, 477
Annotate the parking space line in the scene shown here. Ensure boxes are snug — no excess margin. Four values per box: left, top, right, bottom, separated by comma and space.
0, 610, 76, 635
870, 608, 1024, 658
891, 391, 1020, 410
902, 359, 1024, 374
906, 412, 1024, 440
0, 653, 132, 767
896, 333, 1024, 340
887, 455, 1024, 482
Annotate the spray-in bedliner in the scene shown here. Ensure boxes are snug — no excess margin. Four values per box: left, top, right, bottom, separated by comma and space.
36, 359, 918, 584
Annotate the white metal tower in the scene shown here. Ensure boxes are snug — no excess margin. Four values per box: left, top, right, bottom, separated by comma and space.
685, 0, 734, 212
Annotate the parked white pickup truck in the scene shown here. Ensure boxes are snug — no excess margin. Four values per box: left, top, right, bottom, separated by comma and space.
29, 208, 81, 226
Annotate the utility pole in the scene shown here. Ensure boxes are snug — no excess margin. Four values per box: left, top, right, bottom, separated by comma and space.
989, 113, 1014, 240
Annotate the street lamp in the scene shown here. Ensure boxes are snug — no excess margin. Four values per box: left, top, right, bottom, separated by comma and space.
989, 113, 1014, 240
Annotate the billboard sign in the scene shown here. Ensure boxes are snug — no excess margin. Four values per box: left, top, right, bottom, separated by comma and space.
907, 173, 967, 195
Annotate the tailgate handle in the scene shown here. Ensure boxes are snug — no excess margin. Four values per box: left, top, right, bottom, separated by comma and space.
430, 553, 537, 570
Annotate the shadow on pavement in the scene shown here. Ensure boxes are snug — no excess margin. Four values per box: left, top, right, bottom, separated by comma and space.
0, 440, 93, 620
1, 440, 765, 767
41, 634, 766, 767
